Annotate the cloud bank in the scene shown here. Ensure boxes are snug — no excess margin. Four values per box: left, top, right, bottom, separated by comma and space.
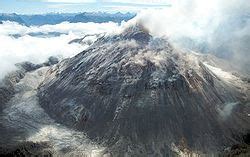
126, 0, 250, 74
0, 21, 120, 79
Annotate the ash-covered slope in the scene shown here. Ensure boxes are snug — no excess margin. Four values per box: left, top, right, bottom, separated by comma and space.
38, 24, 250, 156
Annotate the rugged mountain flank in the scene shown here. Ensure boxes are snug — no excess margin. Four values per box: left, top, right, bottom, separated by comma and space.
0, 58, 62, 155
0, 13, 27, 25
38, 24, 250, 156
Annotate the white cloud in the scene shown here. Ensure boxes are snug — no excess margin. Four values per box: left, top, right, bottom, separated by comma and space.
0, 32, 82, 79
0, 21, 120, 80
0, 21, 119, 35
129, 0, 250, 73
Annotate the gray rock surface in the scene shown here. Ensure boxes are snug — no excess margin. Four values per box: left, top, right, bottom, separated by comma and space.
1, 67, 104, 156
38, 24, 250, 156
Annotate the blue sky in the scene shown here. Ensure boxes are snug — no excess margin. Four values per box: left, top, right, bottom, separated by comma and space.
0, 0, 170, 14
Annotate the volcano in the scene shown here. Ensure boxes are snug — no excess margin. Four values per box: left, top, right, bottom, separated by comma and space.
36, 24, 250, 156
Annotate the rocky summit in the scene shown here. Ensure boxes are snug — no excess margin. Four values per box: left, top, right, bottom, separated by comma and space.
37, 24, 250, 156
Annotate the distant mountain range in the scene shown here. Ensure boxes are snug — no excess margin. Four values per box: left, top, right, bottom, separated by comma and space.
0, 13, 27, 25
0, 12, 136, 26
70, 12, 135, 23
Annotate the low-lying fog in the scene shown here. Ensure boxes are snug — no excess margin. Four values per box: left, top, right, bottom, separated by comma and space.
0, 21, 120, 79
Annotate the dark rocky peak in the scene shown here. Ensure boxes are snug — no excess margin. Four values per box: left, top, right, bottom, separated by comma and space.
93, 23, 152, 47
109, 23, 172, 53
121, 23, 151, 45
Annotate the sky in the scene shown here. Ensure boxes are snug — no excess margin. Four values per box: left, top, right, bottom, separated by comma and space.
0, 0, 249, 78
0, 0, 171, 14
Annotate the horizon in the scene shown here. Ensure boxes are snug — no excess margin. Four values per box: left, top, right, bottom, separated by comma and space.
0, 11, 137, 15
0, 0, 170, 14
